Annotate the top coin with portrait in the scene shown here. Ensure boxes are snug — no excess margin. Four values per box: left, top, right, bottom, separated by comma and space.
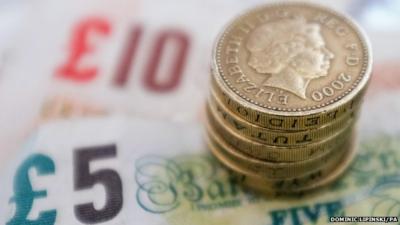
213, 2, 372, 115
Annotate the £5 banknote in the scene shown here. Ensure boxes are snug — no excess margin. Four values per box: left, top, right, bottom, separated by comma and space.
0, 117, 399, 225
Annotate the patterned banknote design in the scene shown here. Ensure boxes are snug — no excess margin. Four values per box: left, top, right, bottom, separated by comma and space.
0, 117, 399, 225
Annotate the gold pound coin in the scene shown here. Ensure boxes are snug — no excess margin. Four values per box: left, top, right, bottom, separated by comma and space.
206, 116, 352, 179
209, 89, 359, 146
211, 2, 372, 131
242, 132, 358, 193
207, 104, 356, 162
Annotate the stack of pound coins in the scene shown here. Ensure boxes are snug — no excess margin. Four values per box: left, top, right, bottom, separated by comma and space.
205, 2, 372, 194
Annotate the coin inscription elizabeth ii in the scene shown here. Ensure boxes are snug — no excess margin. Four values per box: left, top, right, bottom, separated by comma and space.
212, 3, 372, 113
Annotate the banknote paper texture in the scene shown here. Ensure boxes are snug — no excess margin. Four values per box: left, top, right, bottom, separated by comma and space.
0, 117, 399, 225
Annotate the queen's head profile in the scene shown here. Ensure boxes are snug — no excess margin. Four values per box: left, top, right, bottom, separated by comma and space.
246, 18, 334, 99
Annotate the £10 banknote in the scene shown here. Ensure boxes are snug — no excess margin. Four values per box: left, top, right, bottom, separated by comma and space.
0, 0, 359, 168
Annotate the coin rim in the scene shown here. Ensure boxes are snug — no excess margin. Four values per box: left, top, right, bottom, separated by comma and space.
243, 131, 359, 193
205, 116, 352, 179
206, 103, 357, 162
208, 88, 360, 147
